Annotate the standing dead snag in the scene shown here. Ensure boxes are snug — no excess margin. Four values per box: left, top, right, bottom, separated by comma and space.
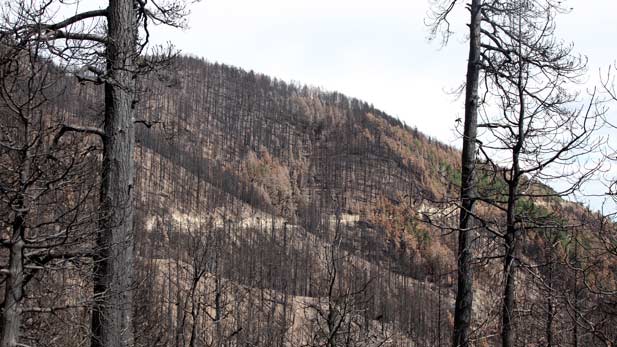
0, 34, 99, 347
90, 1, 137, 346
428, 1, 482, 345
474, 1, 599, 345
0, 1, 198, 346
428, 1, 601, 346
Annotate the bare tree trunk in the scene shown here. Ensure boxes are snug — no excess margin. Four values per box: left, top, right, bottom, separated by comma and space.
91, 1, 136, 346
501, 19, 525, 345
546, 259, 554, 347
501, 216, 517, 347
0, 219, 25, 347
502, 183, 521, 347
0, 117, 30, 347
572, 230, 580, 347
214, 256, 223, 343
452, 0, 481, 346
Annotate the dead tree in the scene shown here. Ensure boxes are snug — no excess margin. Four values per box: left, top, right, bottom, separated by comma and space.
0, 34, 98, 347
471, 2, 601, 346
427, 1, 483, 345
1, 1, 197, 346
429, 1, 602, 346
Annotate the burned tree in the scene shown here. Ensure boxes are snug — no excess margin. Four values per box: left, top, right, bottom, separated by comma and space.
473, 2, 600, 345
0, 1, 197, 346
427, 1, 483, 345
428, 1, 601, 346
0, 33, 98, 347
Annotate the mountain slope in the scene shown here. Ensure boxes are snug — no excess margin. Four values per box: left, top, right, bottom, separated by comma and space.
129, 56, 460, 345
16, 55, 616, 346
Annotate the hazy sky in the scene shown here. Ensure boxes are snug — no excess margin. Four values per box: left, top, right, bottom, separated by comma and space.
148, 0, 617, 145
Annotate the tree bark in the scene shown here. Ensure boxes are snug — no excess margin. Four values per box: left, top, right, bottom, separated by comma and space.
501, 219, 517, 347
0, 115, 30, 347
502, 177, 521, 347
91, 1, 137, 346
546, 259, 554, 347
452, 0, 482, 346
572, 233, 580, 347
0, 219, 25, 347
501, 19, 525, 345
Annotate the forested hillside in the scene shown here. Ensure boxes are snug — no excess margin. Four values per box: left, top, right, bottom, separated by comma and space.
3, 55, 617, 346
64, 55, 461, 345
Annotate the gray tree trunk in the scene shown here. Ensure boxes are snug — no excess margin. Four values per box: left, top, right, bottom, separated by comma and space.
452, 0, 482, 346
501, 208, 517, 347
502, 164, 521, 347
0, 219, 25, 347
501, 24, 525, 346
90, 0, 136, 346
546, 259, 554, 347
0, 114, 30, 347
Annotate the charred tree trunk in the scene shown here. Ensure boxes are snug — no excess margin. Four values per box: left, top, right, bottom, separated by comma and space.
0, 216, 25, 347
0, 112, 30, 347
452, 0, 482, 346
546, 258, 554, 347
91, 1, 137, 346
501, 20, 525, 345
501, 206, 517, 347
502, 181, 520, 347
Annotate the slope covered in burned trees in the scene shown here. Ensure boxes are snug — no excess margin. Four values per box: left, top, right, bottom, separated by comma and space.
109, 57, 617, 346
138, 56, 456, 209
128, 56, 463, 346
38, 55, 461, 346
5, 54, 616, 346
133, 56, 461, 275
